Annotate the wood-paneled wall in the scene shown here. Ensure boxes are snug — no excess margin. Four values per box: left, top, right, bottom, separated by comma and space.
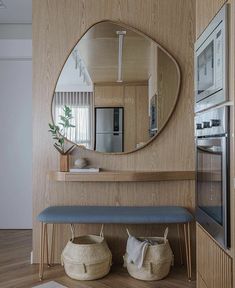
196, 0, 227, 38
32, 0, 195, 264
196, 224, 232, 288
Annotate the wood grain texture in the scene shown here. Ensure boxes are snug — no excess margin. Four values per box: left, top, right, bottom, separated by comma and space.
32, 0, 195, 264
48, 170, 195, 182
135, 85, 149, 145
124, 85, 137, 150
197, 273, 208, 288
196, 0, 227, 38
94, 85, 124, 107
157, 48, 179, 130
196, 224, 232, 288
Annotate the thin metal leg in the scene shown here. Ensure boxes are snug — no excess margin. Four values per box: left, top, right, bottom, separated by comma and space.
39, 222, 45, 281
187, 222, 192, 281
50, 224, 55, 266
39, 223, 42, 280
45, 224, 50, 267
177, 224, 183, 265
183, 223, 190, 280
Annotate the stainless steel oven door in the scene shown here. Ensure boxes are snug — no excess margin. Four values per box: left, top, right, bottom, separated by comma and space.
196, 136, 230, 248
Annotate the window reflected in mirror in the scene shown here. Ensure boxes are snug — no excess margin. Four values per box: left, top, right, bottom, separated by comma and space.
52, 21, 180, 154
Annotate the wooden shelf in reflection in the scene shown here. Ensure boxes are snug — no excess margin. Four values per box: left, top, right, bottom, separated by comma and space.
48, 170, 195, 182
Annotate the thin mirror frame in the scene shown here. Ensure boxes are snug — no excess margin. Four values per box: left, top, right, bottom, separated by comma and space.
51, 20, 181, 155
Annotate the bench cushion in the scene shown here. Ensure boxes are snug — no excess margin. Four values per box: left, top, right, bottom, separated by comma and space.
37, 206, 193, 224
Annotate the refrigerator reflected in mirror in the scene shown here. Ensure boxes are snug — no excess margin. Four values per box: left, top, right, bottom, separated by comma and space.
95, 107, 124, 153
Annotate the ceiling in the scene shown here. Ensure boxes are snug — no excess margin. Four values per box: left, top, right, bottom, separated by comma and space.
0, 0, 32, 24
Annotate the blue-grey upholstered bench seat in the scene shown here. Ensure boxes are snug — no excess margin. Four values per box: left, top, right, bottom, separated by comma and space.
37, 205, 193, 224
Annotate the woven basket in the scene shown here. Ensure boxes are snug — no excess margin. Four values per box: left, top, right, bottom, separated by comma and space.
61, 226, 112, 280
124, 228, 173, 281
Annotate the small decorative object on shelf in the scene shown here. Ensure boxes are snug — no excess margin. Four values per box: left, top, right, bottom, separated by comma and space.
74, 158, 87, 169
60, 154, 70, 172
48, 105, 76, 172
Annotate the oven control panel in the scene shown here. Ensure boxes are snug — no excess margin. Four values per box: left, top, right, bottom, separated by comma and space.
195, 106, 228, 137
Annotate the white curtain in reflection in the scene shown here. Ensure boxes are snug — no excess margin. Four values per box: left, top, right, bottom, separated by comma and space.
53, 92, 93, 149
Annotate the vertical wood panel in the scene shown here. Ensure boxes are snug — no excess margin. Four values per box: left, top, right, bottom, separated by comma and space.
197, 273, 208, 288
94, 85, 124, 106
135, 85, 149, 145
196, 224, 232, 288
32, 0, 195, 264
124, 86, 136, 151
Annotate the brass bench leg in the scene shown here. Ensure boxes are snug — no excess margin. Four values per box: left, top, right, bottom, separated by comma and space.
183, 223, 192, 281
39, 223, 50, 280
50, 224, 55, 266
187, 222, 192, 280
45, 224, 50, 267
39, 222, 45, 280
177, 224, 183, 265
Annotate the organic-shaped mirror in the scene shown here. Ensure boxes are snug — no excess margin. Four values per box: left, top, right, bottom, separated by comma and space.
52, 21, 180, 154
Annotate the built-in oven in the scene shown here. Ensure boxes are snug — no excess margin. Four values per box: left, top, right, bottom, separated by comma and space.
195, 4, 228, 112
195, 106, 230, 248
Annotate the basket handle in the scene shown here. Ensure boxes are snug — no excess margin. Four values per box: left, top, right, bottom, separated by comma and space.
83, 263, 87, 273
164, 227, 169, 242
100, 224, 104, 237
126, 228, 131, 237
70, 224, 75, 242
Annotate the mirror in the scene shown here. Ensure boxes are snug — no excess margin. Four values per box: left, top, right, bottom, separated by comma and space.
52, 21, 180, 154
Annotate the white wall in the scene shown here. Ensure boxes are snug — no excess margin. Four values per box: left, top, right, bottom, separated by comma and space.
0, 24, 32, 229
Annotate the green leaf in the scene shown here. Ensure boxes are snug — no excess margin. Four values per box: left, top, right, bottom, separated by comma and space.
48, 123, 54, 129
48, 105, 76, 151
60, 115, 67, 122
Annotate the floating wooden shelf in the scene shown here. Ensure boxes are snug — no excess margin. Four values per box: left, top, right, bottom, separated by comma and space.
48, 170, 195, 182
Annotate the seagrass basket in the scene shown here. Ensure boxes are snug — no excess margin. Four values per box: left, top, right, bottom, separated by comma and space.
124, 228, 173, 281
61, 229, 112, 280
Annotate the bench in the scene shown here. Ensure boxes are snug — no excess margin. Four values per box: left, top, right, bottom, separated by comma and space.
37, 205, 193, 281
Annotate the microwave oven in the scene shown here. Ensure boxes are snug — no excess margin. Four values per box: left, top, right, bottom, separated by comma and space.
195, 4, 228, 112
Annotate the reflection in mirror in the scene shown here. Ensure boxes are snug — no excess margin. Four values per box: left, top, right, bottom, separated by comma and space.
52, 21, 180, 153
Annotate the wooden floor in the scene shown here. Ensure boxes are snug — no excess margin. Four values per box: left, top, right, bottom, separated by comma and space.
0, 230, 196, 288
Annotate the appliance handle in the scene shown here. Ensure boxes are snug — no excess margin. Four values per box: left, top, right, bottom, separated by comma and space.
197, 137, 225, 153
197, 145, 222, 154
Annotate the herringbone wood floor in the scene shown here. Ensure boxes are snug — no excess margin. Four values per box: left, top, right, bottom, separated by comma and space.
0, 230, 196, 288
